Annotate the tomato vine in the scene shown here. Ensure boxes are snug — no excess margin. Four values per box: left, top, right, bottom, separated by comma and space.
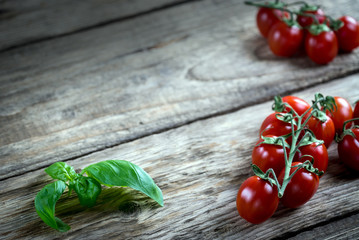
236, 93, 337, 224
255, 94, 333, 197
244, 0, 359, 64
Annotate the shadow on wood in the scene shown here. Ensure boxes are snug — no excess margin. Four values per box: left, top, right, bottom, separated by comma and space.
16, 187, 161, 237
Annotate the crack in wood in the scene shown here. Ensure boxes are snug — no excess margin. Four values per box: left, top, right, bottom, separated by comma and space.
0, 8, 16, 20
1, 71, 358, 182
0, 0, 200, 53
271, 210, 359, 240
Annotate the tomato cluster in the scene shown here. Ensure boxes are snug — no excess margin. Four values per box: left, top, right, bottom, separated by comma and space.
248, 1, 359, 64
236, 94, 359, 224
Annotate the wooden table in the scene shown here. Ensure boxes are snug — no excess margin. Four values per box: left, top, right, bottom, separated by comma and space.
1, 0, 359, 239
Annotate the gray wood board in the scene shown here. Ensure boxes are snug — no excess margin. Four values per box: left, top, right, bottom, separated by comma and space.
1, 0, 359, 180
0, 0, 188, 51
1, 75, 358, 239
288, 213, 359, 240
2, 0, 358, 85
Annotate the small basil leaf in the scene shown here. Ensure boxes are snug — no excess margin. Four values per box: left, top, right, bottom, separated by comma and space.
83, 160, 163, 207
73, 176, 102, 207
34, 181, 70, 232
45, 162, 77, 182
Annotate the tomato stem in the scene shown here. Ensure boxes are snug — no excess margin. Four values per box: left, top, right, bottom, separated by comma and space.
279, 115, 303, 197
298, 12, 320, 25
286, 1, 309, 7
342, 118, 359, 132
245, 0, 339, 29
336, 118, 359, 142
244, 1, 288, 11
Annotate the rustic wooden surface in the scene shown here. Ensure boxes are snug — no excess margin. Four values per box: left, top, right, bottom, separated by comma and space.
0, 0, 187, 51
1, 0, 359, 239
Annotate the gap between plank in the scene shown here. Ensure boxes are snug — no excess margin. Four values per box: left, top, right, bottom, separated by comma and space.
1, 69, 359, 182
0, 0, 201, 53
271, 210, 359, 240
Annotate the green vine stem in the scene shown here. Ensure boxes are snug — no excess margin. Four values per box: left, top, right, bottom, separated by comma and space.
286, 1, 310, 7
335, 118, 359, 142
244, 1, 308, 25
244, 0, 342, 29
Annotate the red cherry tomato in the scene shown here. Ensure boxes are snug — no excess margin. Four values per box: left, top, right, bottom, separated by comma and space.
256, 7, 289, 38
326, 96, 353, 134
236, 176, 279, 224
305, 29, 338, 64
279, 162, 319, 208
354, 101, 359, 125
297, 8, 326, 28
267, 21, 304, 57
306, 115, 335, 148
336, 16, 359, 52
252, 136, 288, 175
260, 112, 302, 144
282, 96, 311, 116
338, 128, 359, 171
296, 142, 328, 175
260, 112, 292, 137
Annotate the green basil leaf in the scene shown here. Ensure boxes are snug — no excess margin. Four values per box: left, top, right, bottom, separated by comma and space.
73, 176, 102, 207
45, 162, 77, 182
83, 160, 163, 207
34, 181, 70, 232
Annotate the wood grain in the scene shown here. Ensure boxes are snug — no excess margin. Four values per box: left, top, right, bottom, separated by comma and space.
1, 0, 359, 180
287, 213, 359, 240
1, 76, 358, 239
0, 0, 189, 51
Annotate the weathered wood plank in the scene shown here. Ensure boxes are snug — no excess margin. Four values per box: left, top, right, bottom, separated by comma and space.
287, 213, 359, 240
2, 0, 358, 87
1, 0, 359, 180
0, 0, 188, 51
1, 76, 358, 239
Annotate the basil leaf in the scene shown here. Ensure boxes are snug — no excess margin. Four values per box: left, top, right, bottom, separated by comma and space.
45, 162, 77, 182
34, 181, 70, 232
73, 176, 102, 207
83, 160, 163, 207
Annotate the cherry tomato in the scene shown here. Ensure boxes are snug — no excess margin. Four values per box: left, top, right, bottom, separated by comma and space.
279, 162, 319, 208
252, 135, 288, 175
236, 176, 279, 224
256, 7, 289, 38
296, 142, 328, 175
260, 112, 292, 137
267, 21, 304, 57
297, 8, 326, 28
306, 115, 335, 148
354, 101, 359, 125
305, 28, 338, 64
282, 96, 311, 116
335, 16, 359, 52
326, 96, 353, 134
338, 128, 359, 171
259, 112, 302, 145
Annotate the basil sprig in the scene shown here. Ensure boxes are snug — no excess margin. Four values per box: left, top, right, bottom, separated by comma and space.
35, 160, 163, 232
